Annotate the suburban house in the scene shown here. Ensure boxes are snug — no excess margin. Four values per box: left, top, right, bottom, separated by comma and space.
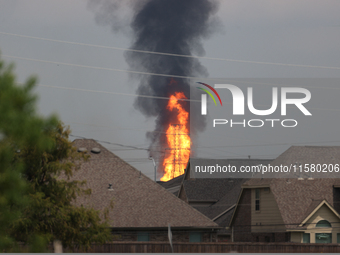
69, 139, 220, 242
157, 174, 184, 196
176, 158, 273, 241
230, 146, 340, 244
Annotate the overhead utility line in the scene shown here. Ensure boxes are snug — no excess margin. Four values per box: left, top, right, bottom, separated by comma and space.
1, 31, 340, 70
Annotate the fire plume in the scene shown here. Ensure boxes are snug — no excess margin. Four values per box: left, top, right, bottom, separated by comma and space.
161, 92, 191, 181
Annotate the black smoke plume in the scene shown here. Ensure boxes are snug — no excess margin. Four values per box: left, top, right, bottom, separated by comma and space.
90, 0, 220, 177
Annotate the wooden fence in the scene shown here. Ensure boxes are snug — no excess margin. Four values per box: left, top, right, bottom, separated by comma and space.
65, 241, 340, 253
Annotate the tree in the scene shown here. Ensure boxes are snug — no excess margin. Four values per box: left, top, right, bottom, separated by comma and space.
0, 56, 112, 251
0, 56, 58, 251
12, 123, 112, 250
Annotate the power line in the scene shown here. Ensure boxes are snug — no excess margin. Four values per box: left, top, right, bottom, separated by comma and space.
70, 134, 340, 154
28, 83, 340, 113
9, 55, 340, 96
70, 134, 149, 151
36, 84, 199, 103
1, 31, 340, 70
199, 140, 340, 149
3, 54, 211, 82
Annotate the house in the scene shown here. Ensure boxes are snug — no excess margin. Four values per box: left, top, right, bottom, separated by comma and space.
69, 139, 220, 242
230, 146, 340, 244
176, 158, 273, 241
157, 174, 184, 196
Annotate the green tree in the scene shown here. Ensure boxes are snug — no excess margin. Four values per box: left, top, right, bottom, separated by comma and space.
0, 56, 58, 251
12, 123, 112, 250
0, 56, 112, 251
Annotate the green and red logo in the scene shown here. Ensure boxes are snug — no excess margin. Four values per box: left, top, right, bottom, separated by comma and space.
196, 82, 223, 115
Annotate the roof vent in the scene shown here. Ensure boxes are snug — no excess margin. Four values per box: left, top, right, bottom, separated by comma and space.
298, 178, 304, 181
91, 147, 101, 154
78, 147, 87, 153
307, 178, 314, 180
108, 183, 113, 191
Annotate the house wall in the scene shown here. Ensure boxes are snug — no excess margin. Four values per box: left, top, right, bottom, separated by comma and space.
303, 204, 340, 243
251, 188, 286, 233
232, 189, 252, 242
290, 232, 302, 243
250, 232, 289, 243
333, 187, 340, 214
217, 234, 231, 242
111, 230, 216, 242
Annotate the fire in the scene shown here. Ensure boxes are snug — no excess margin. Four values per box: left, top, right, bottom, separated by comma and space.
161, 92, 191, 181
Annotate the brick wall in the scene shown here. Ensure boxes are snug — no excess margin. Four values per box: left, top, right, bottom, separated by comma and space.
232, 188, 252, 242
251, 232, 290, 242
333, 187, 340, 213
232, 189, 290, 243
67, 242, 340, 253
111, 230, 216, 242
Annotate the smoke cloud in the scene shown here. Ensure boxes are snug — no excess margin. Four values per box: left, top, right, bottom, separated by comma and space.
89, 0, 220, 176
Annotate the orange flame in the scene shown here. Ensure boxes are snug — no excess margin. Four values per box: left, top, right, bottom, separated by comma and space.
161, 92, 191, 181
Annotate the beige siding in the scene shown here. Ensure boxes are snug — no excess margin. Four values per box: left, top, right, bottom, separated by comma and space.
251, 188, 285, 232
290, 232, 302, 243
303, 204, 340, 243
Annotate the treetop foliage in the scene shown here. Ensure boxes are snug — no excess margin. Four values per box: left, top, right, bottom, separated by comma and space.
0, 56, 112, 252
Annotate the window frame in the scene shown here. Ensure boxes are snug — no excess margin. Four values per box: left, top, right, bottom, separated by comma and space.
189, 232, 203, 242
315, 233, 332, 244
303, 233, 310, 243
316, 220, 332, 228
137, 232, 150, 242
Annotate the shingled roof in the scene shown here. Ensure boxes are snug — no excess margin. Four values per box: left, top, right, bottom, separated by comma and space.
69, 139, 218, 229
178, 158, 273, 227
240, 146, 340, 229
157, 174, 184, 196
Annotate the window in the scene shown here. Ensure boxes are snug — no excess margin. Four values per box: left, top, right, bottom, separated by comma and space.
189, 232, 202, 242
316, 220, 331, 228
255, 189, 260, 211
337, 233, 340, 243
303, 233, 310, 243
137, 232, 150, 241
315, 233, 332, 243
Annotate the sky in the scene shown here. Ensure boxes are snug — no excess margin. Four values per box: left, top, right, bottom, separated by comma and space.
1, 0, 340, 180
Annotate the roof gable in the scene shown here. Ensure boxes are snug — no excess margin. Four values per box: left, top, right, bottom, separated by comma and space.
70, 139, 218, 229
241, 146, 340, 228
300, 200, 340, 226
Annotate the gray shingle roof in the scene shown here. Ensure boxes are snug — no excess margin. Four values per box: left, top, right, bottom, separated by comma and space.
270, 178, 338, 226
184, 179, 238, 202
242, 146, 340, 228
157, 174, 184, 189
179, 158, 273, 227
69, 139, 219, 229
